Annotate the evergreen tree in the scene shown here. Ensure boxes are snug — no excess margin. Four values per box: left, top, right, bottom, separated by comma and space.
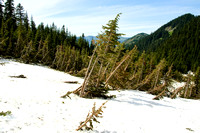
60, 25, 66, 45
4, 0, 15, 20
14, 21, 26, 57
2, 0, 17, 55
30, 16, 36, 39
24, 12, 29, 31
15, 3, 25, 25
78, 13, 135, 98
0, 0, 4, 29
192, 67, 200, 98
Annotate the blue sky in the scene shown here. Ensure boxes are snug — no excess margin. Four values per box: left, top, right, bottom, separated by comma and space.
14, 0, 200, 37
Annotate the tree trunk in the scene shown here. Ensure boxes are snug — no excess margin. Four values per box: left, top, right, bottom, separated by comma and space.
60, 52, 66, 70
184, 75, 191, 98
80, 45, 98, 97
124, 57, 132, 71
100, 62, 110, 81
153, 89, 166, 100
171, 87, 184, 99
153, 68, 160, 89
105, 52, 131, 86
41, 50, 50, 63
137, 58, 144, 84
96, 63, 103, 88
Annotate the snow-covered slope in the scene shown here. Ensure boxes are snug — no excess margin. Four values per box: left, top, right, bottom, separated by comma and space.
0, 59, 200, 133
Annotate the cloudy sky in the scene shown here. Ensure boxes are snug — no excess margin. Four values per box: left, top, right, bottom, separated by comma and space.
14, 0, 199, 37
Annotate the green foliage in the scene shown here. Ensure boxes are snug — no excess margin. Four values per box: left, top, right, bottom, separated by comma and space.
15, 3, 25, 24
192, 67, 200, 98
0, 111, 11, 116
124, 33, 148, 50
4, 0, 15, 20
81, 13, 125, 92
128, 13, 199, 73
76, 13, 136, 98
1, 1, 200, 100
179, 72, 194, 98
172, 70, 183, 82
84, 86, 115, 99
0, 1, 92, 74
156, 16, 200, 73
133, 13, 195, 53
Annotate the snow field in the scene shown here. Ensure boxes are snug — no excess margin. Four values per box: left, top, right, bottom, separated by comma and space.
0, 59, 200, 133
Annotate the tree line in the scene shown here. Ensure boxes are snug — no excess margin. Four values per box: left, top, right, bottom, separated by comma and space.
0, 0, 93, 73
0, 0, 199, 99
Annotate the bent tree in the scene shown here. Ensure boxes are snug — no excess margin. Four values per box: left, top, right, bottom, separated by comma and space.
78, 13, 136, 98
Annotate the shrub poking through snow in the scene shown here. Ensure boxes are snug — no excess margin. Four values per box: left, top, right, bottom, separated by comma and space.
0, 111, 11, 116
64, 81, 78, 84
61, 86, 115, 99
0, 63, 6, 66
76, 101, 107, 131
9, 74, 27, 78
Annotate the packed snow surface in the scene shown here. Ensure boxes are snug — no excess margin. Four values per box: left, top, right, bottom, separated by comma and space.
0, 59, 200, 133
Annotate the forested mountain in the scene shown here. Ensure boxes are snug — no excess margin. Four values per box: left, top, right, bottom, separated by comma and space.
155, 16, 200, 72
0, 0, 93, 74
127, 13, 200, 73
124, 33, 148, 49
133, 13, 195, 52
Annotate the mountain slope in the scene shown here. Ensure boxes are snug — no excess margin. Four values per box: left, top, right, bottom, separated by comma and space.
127, 13, 199, 73
155, 15, 200, 72
134, 13, 195, 52
124, 33, 148, 49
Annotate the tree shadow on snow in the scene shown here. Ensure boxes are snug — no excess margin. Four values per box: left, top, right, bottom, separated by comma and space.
112, 94, 175, 109
93, 130, 117, 133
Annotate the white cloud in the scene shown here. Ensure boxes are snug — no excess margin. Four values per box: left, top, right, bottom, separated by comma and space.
14, 0, 82, 17
15, 0, 62, 14
14, 0, 200, 37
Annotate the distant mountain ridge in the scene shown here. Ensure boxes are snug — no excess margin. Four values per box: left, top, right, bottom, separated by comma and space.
84, 36, 130, 43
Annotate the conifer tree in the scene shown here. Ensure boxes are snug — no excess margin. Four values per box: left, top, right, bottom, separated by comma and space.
24, 12, 29, 31
192, 67, 200, 98
14, 21, 26, 57
94, 13, 124, 88
133, 58, 167, 91
15, 3, 24, 25
30, 16, 36, 39
4, 0, 15, 20
0, 0, 4, 29
78, 13, 134, 98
